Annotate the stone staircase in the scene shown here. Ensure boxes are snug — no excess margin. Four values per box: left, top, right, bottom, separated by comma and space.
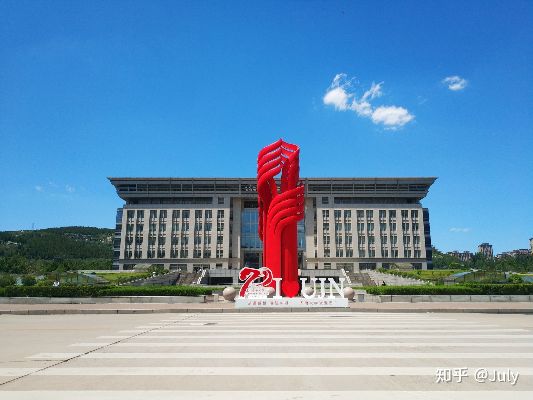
126, 271, 181, 286
176, 271, 204, 286
344, 270, 376, 286
366, 270, 427, 286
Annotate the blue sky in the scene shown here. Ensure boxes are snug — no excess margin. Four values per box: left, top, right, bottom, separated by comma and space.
1, 0, 531, 254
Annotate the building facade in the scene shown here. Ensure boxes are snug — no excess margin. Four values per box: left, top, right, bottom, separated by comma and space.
109, 177, 436, 273
447, 250, 473, 262
477, 243, 494, 258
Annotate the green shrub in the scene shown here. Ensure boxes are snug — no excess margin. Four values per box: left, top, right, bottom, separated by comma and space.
21, 275, 37, 286
0, 275, 16, 287
1, 284, 213, 297
362, 284, 533, 296
98, 285, 213, 297
508, 275, 524, 284
3, 285, 103, 297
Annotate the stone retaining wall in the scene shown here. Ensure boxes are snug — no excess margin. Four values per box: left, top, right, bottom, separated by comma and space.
0, 295, 215, 304
375, 294, 533, 303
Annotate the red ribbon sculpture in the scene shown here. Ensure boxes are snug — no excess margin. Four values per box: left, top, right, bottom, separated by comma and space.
257, 139, 305, 297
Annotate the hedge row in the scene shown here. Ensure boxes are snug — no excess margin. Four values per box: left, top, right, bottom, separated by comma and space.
1, 285, 213, 298
362, 284, 533, 295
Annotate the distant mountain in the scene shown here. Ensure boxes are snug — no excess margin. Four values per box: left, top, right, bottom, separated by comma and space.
0, 226, 114, 260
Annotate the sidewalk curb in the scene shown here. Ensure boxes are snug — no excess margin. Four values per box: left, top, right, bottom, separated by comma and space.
2, 307, 533, 315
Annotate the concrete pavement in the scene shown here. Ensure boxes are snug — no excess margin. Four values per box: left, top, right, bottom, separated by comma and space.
1, 301, 533, 314
1, 311, 533, 398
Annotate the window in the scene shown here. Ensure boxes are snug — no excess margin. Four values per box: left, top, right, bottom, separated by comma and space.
172, 210, 180, 219
322, 210, 330, 220
322, 197, 329, 205
366, 210, 373, 219
345, 234, 353, 245
334, 210, 341, 219
182, 210, 190, 219
379, 210, 386, 219
218, 197, 225, 205
205, 210, 212, 219
159, 210, 167, 219
344, 210, 351, 219
324, 249, 330, 257
195, 210, 202, 218
217, 210, 224, 218
367, 222, 374, 232
336, 248, 343, 257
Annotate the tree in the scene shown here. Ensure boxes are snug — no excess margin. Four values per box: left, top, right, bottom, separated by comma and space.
21, 275, 37, 286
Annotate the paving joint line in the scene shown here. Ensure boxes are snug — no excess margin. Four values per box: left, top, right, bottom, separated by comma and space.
0, 313, 200, 387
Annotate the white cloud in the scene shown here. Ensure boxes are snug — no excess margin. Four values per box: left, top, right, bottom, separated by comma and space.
65, 185, 75, 193
323, 87, 351, 110
449, 227, 471, 233
34, 185, 43, 192
323, 74, 414, 129
371, 106, 414, 129
442, 75, 468, 91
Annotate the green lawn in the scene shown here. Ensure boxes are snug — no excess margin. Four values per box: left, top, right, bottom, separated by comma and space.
380, 269, 465, 282
95, 272, 150, 284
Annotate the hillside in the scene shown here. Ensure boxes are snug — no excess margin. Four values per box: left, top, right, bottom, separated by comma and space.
0, 226, 114, 273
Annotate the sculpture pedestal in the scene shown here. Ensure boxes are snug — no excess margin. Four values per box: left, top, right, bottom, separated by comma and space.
235, 297, 349, 308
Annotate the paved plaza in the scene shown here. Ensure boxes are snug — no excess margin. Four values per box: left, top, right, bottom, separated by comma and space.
1, 312, 533, 399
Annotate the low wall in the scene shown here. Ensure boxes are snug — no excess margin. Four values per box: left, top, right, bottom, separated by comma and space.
0, 295, 216, 304
375, 294, 533, 303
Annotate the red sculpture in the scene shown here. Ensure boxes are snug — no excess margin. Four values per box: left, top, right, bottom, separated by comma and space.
257, 139, 305, 297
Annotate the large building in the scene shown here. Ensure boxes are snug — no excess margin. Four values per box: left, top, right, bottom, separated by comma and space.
109, 177, 436, 274
477, 243, 494, 258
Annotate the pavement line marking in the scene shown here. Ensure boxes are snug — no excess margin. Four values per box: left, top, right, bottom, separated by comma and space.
133, 323, 500, 329
1, 392, 533, 400
143, 329, 528, 333
27, 353, 83, 360
79, 352, 533, 359
1, 314, 199, 388
32, 366, 533, 376
98, 336, 131, 339
129, 334, 533, 339
107, 341, 533, 348
0, 368, 41, 376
